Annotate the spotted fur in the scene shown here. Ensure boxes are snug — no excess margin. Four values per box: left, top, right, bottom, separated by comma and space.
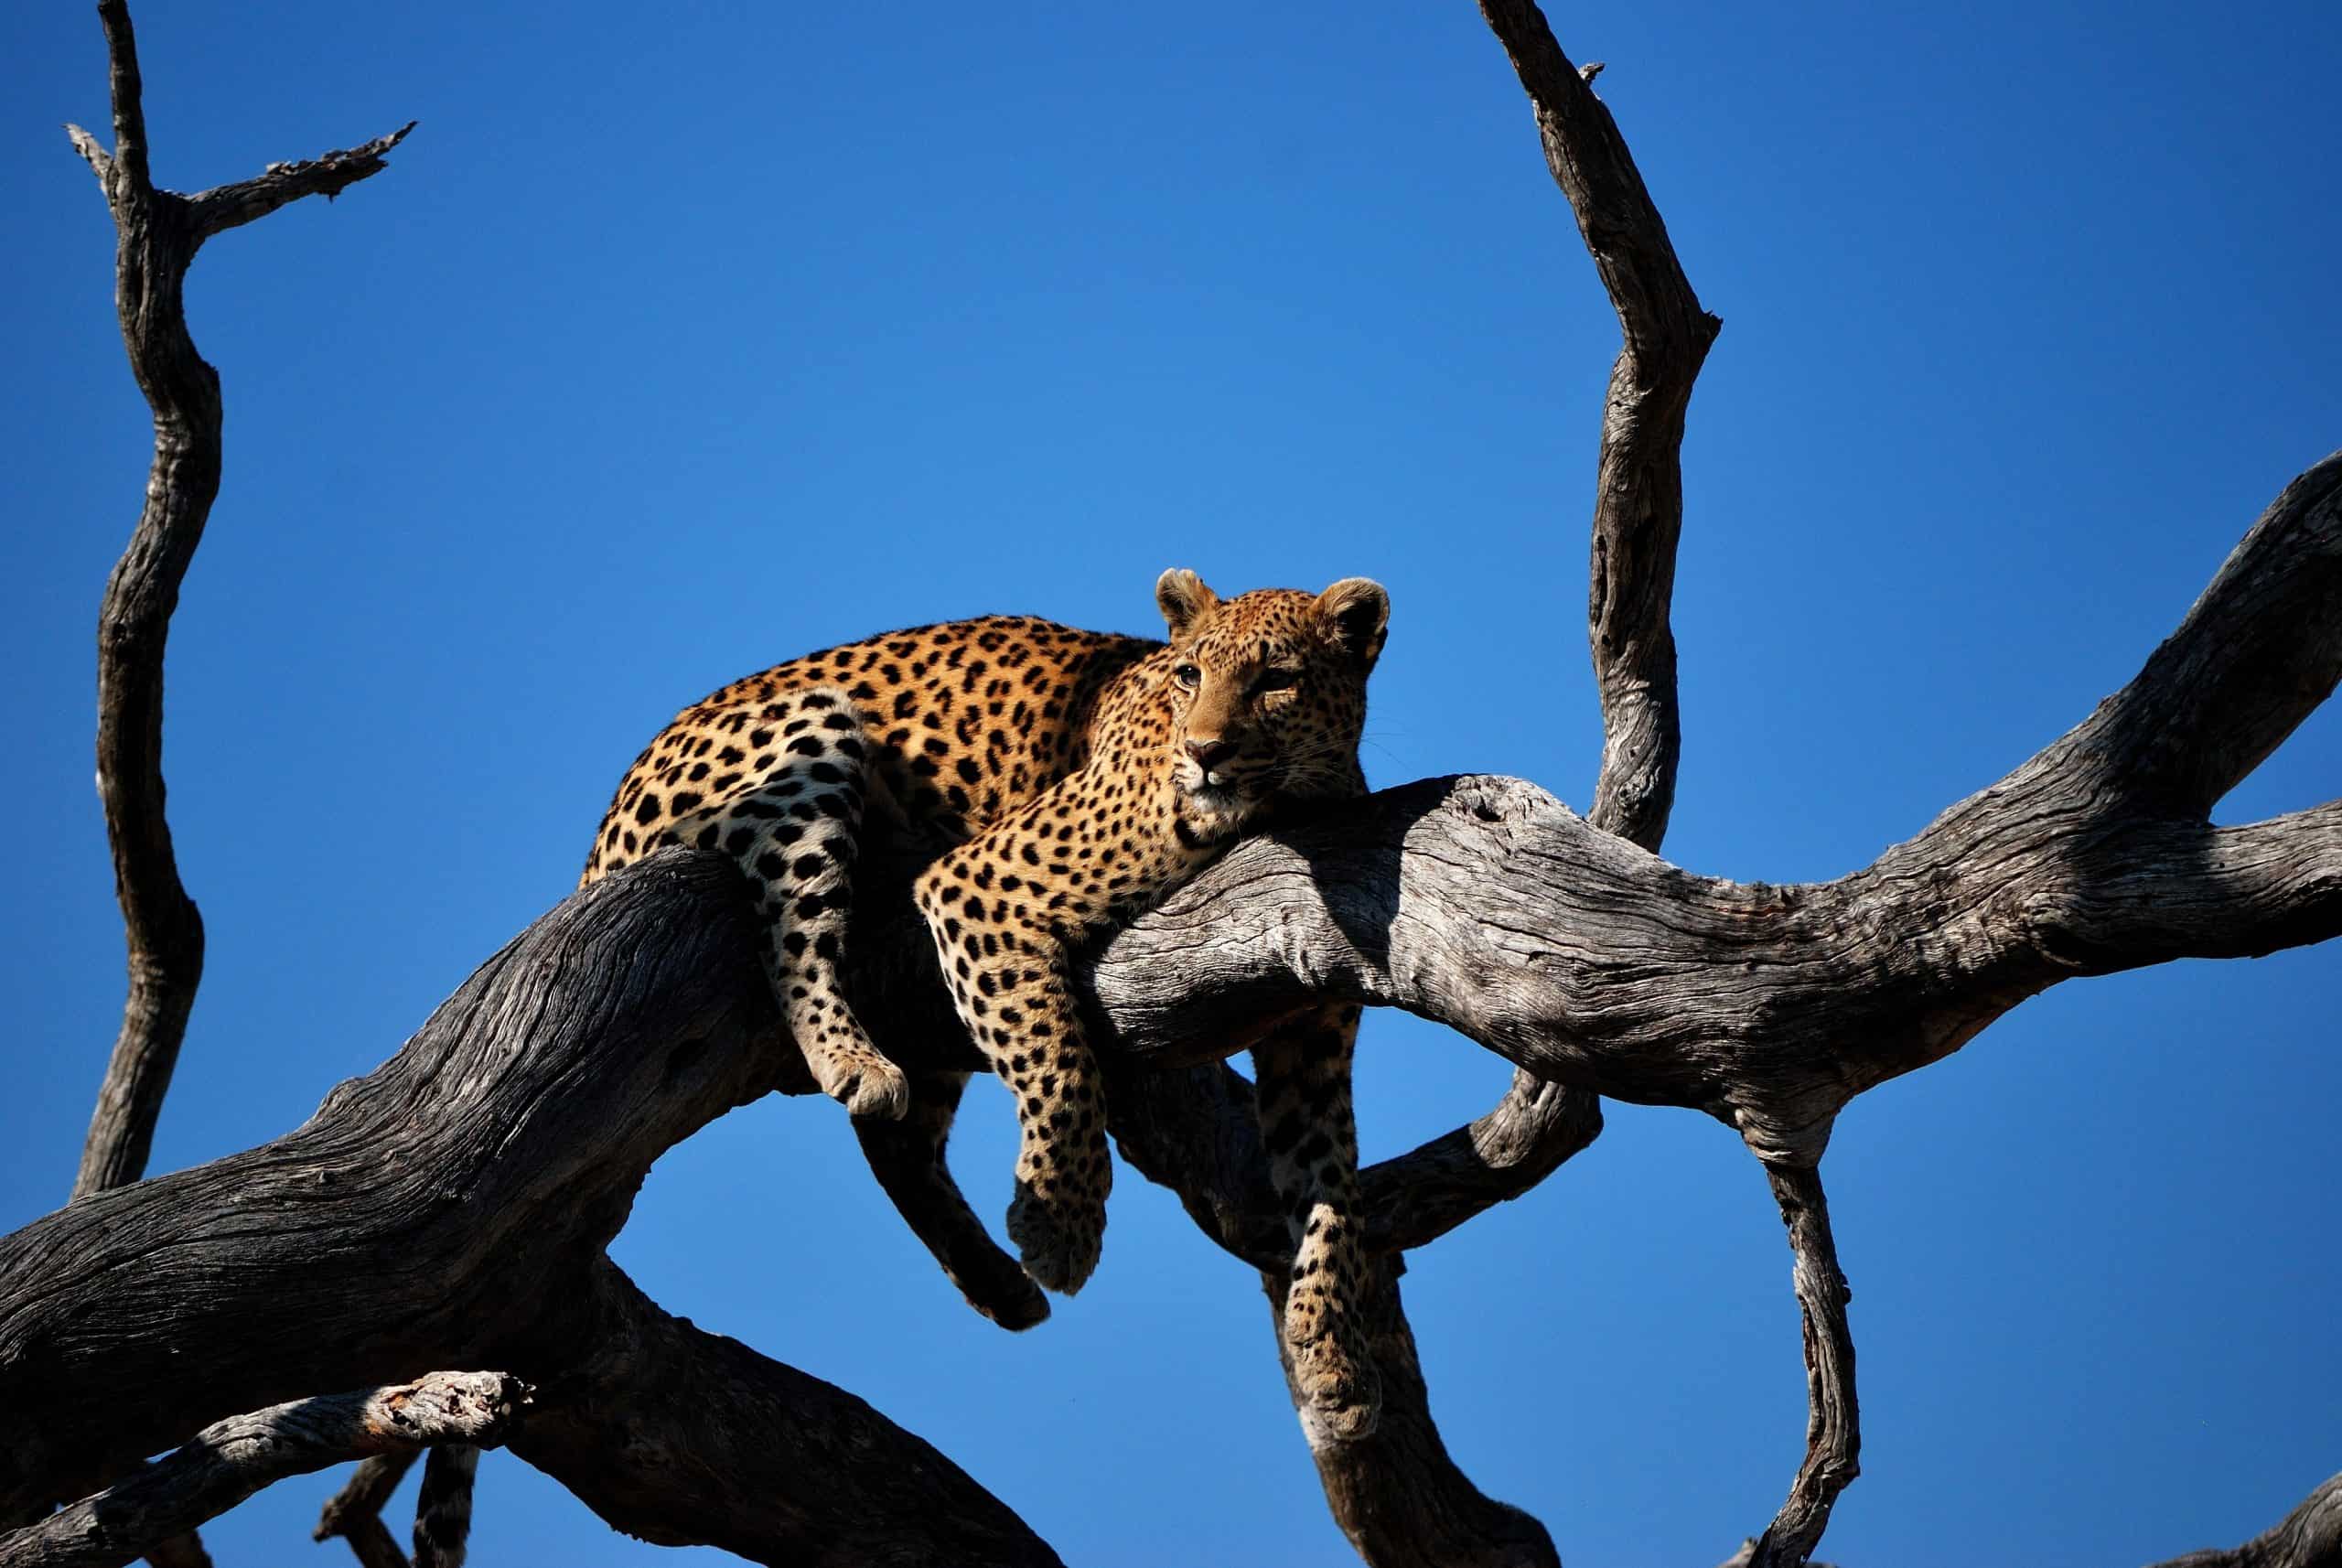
583, 571, 1390, 1435
411, 1443, 477, 1568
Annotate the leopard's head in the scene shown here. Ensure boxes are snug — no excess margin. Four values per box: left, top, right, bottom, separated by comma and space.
1154, 568, 1389, 828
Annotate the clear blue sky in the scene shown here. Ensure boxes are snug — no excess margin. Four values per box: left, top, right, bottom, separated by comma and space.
5, 3, 2338, 1563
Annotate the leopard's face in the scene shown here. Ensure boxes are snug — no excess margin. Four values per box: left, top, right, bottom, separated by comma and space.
1154, 571, 1390, 828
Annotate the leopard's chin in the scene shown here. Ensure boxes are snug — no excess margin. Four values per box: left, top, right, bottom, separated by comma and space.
1178, 776, 1265, 830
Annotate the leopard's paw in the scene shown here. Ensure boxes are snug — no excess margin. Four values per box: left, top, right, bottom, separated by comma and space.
1007, 1182, 1105, 1294
813, 1047, 910, 1121
1289, 1326, 1381, 1443
951, 1240, 1053, 1330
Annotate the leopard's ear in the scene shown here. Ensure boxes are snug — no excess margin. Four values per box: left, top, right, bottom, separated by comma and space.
1155, 568, 1220, 639
1315, 577, 1389, 670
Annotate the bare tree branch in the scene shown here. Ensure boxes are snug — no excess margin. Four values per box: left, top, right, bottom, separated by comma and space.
188, 123, 418, 241
62, 0, 413, 1203
66, 0, 210, 1205
0, 1373, 521, 1568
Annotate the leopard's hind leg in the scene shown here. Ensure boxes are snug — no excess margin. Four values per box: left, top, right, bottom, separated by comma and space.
1255, 1004, 1379, 1440
854, 1070, 1050, 1329
660, 687, 908, 1119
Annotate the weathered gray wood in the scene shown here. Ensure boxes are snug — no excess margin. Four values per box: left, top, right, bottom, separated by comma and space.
0, 1373, 521, 1568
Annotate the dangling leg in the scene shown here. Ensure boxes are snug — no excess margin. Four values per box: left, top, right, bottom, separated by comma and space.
668, 688, 908, 1119
1254, 1004, 1379, 1439
915, 832, 1112, 1293
853, 1070, 1050, 1329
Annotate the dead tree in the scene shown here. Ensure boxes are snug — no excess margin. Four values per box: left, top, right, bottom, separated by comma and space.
4, 3, 2336, 1566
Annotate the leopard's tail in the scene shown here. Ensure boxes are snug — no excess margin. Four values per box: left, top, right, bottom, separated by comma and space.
413, 1443, 479, 1568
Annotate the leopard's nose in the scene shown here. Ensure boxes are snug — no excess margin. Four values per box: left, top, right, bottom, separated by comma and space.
1185, 736, 1235, 770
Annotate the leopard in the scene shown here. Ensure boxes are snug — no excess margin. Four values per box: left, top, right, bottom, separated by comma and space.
580, 569, 1390, 1438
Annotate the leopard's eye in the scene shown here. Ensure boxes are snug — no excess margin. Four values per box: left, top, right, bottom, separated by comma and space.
1251, 667, 1301, 697
1173, 662, 1201, 691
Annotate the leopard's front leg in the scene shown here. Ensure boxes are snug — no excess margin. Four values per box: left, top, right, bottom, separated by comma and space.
915, 841, 1112, 1295
1255, 1004, 1380, 1440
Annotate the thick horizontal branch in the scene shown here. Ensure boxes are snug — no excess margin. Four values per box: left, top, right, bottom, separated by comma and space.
0, 1372, 521, 1568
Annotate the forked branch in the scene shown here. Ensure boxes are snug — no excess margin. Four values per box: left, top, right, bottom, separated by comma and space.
64, 0, 413, 1202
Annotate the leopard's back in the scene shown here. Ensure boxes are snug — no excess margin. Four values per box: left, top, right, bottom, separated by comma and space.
583, 616, 1156, 886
